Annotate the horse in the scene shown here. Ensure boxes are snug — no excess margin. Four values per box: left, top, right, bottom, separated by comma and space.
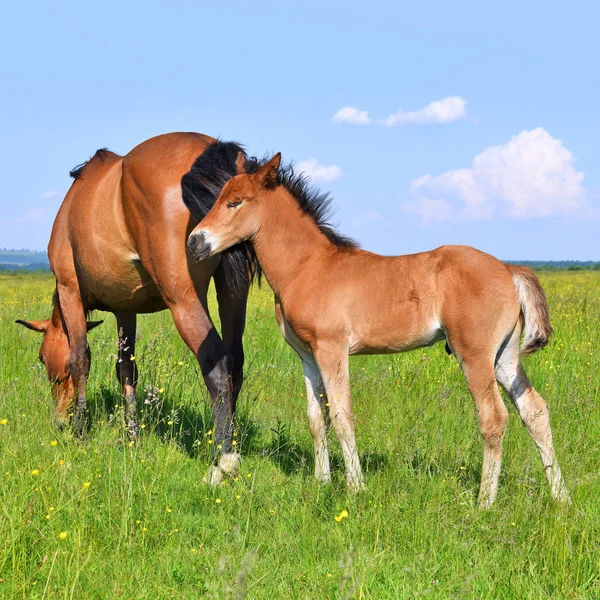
184, 148, 570, 508
16, 132, 256, 484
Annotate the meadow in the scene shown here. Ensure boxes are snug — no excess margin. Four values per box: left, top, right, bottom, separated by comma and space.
0, 270, 599, 599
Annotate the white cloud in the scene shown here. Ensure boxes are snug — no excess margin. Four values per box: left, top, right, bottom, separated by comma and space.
40, 190, 58, 199
332, 106, 372, 125
297, 158, 344, 182
404, 128, 586, 222
16, 208, 47, 222
383, 96, 467, 126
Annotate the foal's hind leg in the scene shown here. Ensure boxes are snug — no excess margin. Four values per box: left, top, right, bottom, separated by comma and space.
456, 351, 509, 509
495, 324, 570, 503
115, 311, 139, 440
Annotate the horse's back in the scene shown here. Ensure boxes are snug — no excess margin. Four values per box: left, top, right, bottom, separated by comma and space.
51, 133, 221, 313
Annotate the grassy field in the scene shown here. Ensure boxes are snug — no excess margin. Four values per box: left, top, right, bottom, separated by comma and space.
1, 270, 599, 599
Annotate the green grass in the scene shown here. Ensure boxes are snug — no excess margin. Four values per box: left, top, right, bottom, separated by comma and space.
1, 270, 599, 598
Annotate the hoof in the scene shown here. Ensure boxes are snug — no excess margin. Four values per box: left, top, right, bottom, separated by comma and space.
219, 452, 240, 475
315, 472, 332, 484
555, 488, 572, 506
202, 465, 224, 486
347, 480, 366, 494
126, 419, 140, 441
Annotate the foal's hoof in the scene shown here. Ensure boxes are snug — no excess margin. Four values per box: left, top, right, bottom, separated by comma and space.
347, 480, 366, 494
555, 488, 572, 506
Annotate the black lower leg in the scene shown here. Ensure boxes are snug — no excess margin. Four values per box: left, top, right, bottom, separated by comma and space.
116, 312, 139, 440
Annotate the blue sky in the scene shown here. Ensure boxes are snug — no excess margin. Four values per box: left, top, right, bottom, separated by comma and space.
1, 0, 598, 259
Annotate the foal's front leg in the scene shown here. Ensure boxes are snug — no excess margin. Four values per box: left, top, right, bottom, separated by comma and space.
315, 347, 365, 492
302, 358, 331, 483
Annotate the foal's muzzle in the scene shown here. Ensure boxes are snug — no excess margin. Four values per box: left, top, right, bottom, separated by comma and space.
187, 232, 211, 261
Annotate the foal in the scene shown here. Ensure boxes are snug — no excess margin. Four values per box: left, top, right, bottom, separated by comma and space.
186, 151, 570, 508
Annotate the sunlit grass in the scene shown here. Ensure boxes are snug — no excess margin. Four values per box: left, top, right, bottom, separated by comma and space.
0, 270, 599, 598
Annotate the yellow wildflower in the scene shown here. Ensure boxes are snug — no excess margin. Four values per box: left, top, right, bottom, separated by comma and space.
82, 482, 91, 489
50, 440, 58, 447
0, 419, 7, 426
215, 498, 222, 504
335, 509, 349, 522
31, 469, 40, 476
58, 532, 67, 540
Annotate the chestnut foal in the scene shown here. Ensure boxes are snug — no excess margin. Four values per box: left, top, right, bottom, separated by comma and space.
186, 150, 570, 508
17, 134, 256, 483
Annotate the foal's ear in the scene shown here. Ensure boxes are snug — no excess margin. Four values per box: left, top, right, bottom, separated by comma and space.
86, 320, 103, 332
15, 319, 49, 333
258, 152, 281, 188
235, 152, 247, 175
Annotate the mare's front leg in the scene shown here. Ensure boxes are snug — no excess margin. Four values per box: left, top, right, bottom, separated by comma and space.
302, 358, 331, 483
169, 298, 238, 484
115, 311, 139, 440
314, 345, 364, 492
56, 283, 90, 435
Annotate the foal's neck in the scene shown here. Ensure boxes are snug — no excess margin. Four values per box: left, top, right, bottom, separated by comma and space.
252, 189, 333, 296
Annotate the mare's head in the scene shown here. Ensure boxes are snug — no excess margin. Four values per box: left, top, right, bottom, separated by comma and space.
187, 152, 281, 260
16, 303, 102, 423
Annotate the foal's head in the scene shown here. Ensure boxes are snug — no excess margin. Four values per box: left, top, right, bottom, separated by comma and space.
16, 306, 102, 422
187, 152, 281, 260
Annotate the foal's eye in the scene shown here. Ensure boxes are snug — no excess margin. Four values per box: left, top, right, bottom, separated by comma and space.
227, 200, 243, 209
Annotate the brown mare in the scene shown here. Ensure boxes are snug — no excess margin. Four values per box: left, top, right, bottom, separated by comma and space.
186, 149, 570, 508
16, 133, 256, 483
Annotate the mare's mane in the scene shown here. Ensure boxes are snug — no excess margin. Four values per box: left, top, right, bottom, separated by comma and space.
69, 148, 112, 180
181, 141, 259, 293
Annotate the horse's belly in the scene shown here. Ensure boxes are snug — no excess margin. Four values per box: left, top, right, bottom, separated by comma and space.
79, 249, 166, 313
349, 318, 445, 355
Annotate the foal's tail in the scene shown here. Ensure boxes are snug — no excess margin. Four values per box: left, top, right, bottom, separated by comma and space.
508, 265, 553, 356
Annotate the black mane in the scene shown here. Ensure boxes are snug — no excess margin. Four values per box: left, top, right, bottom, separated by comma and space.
245, 158, 359, 249
69, 148, 111, 180
181, 141, 259, 295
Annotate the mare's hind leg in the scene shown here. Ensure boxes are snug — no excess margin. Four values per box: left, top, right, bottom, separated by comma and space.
302, 358, 331, 483
169, 297, 237, 484
495, 323, 570, 503
452, 345, 509, 508
56, 283, 90, 435
115, 311, 139, 440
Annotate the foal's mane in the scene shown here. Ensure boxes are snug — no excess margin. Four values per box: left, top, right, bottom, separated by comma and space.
245, 157, 359, 250
69, 148, 112, 180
